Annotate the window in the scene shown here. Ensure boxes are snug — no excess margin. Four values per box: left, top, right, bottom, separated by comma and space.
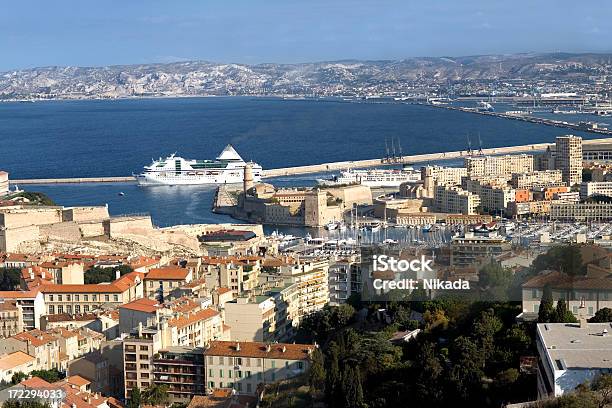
219, 369, 223, 378
271, 361, 276, 368
49, 295, 54, 301
75, 295, 79, 301
229, 371, 232, 379
93, 295, 98, 301
66, 295, 71, 301
113, 295, 119, 302
246, 371, 251, 378
84, 305, 89, 312
84, 295, 89, 301
140, 346, 148, 351
66, 305, 72, 314
218, 356, 224, 365
58, 295, 63, 301
208, 356, 214, 364
209, 381, 215, 388
139, 354, 148, 360
49, 305, 55, 314
209, 369, 213, 377
236, 357, 242, 365
140, 364, 149, 369
298, 362, 304, 370
58, 306, 64, 314
75, 305, 80, 313
140, 382, 148, 388
141, 373, 149, 379
105, 295, 110, 302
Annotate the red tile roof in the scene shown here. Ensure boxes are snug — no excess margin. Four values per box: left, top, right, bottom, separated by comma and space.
144, 267, 190, 280
119, 298, 160, 313
168, 308, 219, 329
205, 341, 313, 360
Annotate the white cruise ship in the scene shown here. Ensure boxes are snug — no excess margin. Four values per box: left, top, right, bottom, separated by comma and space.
136, 145, 262, 186
317, 168, 421, 188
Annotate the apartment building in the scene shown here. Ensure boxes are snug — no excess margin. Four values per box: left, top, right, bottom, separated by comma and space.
279, 259, 330, 323
0, 329, 61, 371
465, 154, 533, 178
420, 165, 467, 186
329, 256, 362, 306
550, 202, 612, 222
521, 270, 612, 318
0, 351, 36, 383
0, 299, 23, 338
143, 267, 193, 301
464, 179, 516, 213
580, 181, 612, 199
204, 341, 313, 395
0, 290, 45, 330
40, 273, 143, 315
555, 135, 583, 186
450, 232, 511, 267
152, 347, 206, 404
434, 185, 480, 215
536, 322, 612, 398
510, 170, 564, 189
224, 296, 277, 343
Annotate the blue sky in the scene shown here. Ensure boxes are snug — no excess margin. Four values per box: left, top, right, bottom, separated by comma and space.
1, 0, 611, 70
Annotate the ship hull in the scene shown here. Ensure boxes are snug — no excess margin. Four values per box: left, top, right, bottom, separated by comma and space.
136, 172, 260, 186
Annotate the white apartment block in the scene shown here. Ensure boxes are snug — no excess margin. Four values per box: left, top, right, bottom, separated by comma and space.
465, 154, 533, 178
580, 181, 612, 199
536, 322, 612, 398
434, 185, 480, 215
464, 179, 515, 213
204, 341, 313, 395
510, 170, 564, 189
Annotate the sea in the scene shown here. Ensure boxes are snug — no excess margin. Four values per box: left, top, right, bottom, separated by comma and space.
0, 97, 600, 236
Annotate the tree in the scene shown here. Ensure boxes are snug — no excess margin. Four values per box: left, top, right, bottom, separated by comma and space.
538, 285, 554, 323
2, 401, 51, 408
342, 366, 364, 408
308, 348, 326, 392
325, 343, 342, 407
413, 341, 444, 405
0, 268, 21, 291
478, 260, 512, 300
589, 307, 612, 323
84, 265, 133, 284
473, 309, 503, 359
552, 298, 578, 323
126, 387, 141, 408
142, 384, 170, 406
561, 244, 583, 276
449, 336, 485, 401
592, 374, 612, 408
29, 369, 63, 383
11, 372, 27, 384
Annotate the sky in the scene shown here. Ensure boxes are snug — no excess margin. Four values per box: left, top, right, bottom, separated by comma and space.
1, 0, 611, 71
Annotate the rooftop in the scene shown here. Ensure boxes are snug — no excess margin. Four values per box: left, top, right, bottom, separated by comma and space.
144, 267, 190, 280
537, 322, 612, 370
205, 341, 313, 360
0, 351, 35, 370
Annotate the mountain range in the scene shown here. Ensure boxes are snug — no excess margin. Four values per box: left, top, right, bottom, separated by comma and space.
1, 53, 610, 99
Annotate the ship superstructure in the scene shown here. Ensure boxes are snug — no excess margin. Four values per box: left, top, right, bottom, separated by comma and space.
136, 145, 262, 185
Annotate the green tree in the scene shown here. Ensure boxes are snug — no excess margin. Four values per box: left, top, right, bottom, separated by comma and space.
10, 372, 27, 384
473, 308, 503, 359
84, 265, 133, 284
478, 260, 512, 300
0, 268, 21, 291
308, 348, 326, 393
413, 341, 444, 405
29, 369, 63, 383
342, 366, 364, 408
126, 387, 141, 408
589, 307, 612, 323
449, 336, 485, 401
561, 244, 583, 276
142, 384, 170, 406
325, 342, 342, 407
552, 298, 578, 323
538, 285, 554, 323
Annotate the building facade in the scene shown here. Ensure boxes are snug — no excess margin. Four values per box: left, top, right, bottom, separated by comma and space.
555, 135, 583, 186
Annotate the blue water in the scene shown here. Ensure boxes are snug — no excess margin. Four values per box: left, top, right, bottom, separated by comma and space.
0, 97, 597, 228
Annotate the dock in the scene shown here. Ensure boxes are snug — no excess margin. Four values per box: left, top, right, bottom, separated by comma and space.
10, 137, 612, 184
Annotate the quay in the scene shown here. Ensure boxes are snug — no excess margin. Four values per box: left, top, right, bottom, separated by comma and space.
10, 137, 612, 184
11, 176, 136, 185
422, 103, 612, 136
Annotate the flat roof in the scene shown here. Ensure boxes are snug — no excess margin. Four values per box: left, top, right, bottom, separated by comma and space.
537, 322, 612, 370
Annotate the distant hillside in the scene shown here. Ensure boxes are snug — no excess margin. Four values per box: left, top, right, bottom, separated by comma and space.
1, 53, 611, 99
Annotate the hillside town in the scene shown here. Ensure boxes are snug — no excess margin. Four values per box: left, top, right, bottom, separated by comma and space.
0, 134, 611, 407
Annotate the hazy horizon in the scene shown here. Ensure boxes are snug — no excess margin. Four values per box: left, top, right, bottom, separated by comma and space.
2, 0, 611, 71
